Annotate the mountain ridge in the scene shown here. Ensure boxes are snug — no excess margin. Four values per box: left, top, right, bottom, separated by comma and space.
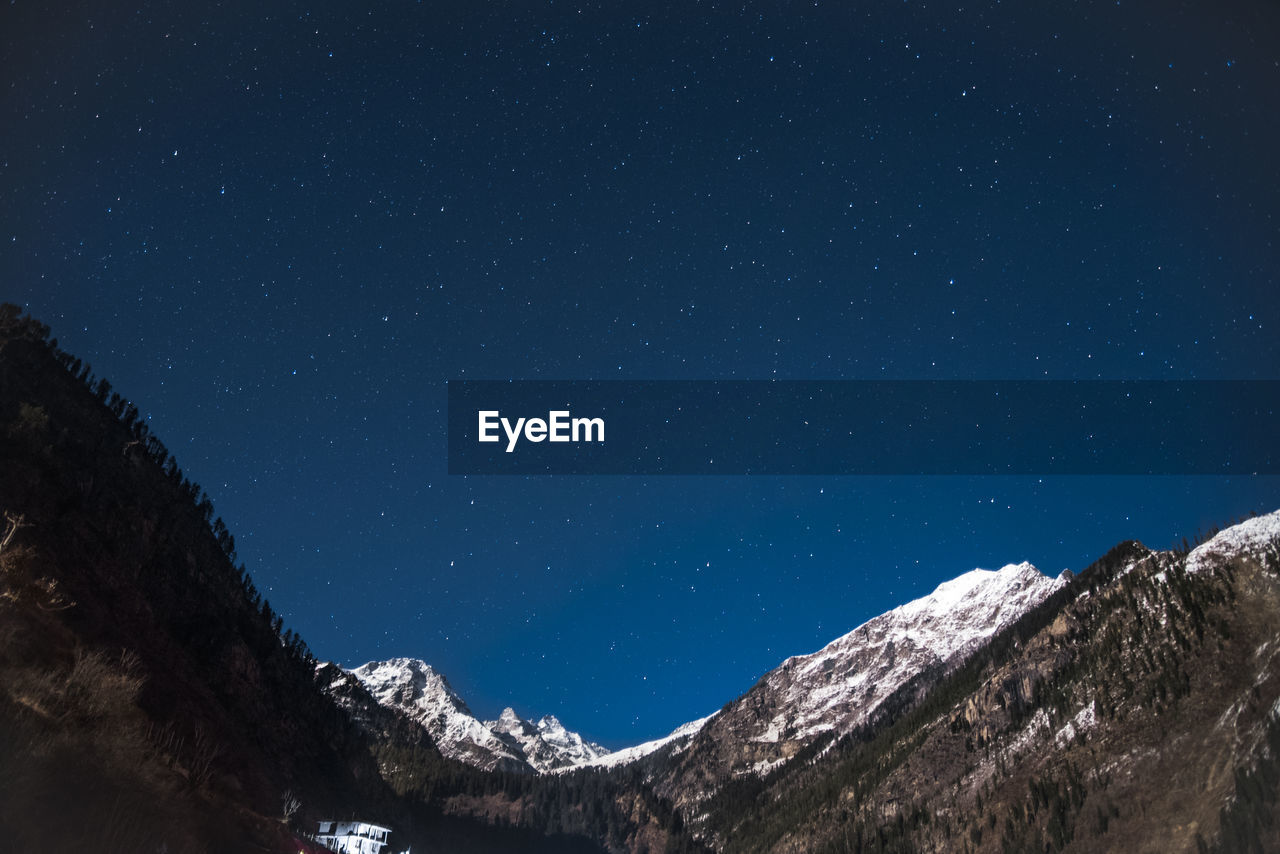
345, 657, 612, 773
344, 562, 1066, 780
648, 560, 1068, 817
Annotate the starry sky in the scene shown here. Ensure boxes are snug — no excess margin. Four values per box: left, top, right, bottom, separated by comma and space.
4, 0, 1279, 748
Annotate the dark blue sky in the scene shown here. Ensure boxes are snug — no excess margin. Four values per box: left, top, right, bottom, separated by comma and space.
4, 0, 1278, 747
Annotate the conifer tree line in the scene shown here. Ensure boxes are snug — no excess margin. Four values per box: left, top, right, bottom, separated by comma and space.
0, 303, 314, 667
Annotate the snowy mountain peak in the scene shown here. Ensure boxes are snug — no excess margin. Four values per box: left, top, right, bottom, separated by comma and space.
1186, 510, 1280, 574
485, 708, 612, 772
350, 656, 467, 708
348, 658, 528, 771
896, 561, 1047, 621
347, 658, 610, 773
792, 561, 1061, 673
726, 561, 1064, 756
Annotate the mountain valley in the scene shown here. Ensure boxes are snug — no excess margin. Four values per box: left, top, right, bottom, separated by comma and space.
3, 306, 1278, 853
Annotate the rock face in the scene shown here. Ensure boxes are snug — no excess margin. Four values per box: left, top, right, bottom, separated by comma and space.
345, 657, 608, 772
658, 563, 1067, 802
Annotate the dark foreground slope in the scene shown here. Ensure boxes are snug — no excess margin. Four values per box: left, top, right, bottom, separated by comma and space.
0, 311, 496, 850
0, 312, 424, 849
0, 306, 698, 854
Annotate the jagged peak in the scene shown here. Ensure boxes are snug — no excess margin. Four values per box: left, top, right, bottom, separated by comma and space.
347, 657, 474, 715
353, 655, 439, 676
345, 659, 610, 772
897, 561, 1047, 615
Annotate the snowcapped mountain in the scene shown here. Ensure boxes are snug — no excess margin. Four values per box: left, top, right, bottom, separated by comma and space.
345, 564, 1066, 780
346, 657, 608, 772
485, 707, 611, 772
670, 515, 1280, 852
754, 561, 1067, 743
658, 562, 1067, 795
347, 658, 528, 771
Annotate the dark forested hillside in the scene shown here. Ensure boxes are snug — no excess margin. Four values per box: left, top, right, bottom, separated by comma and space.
0, 305, 701, 853
0, 307, 411, 848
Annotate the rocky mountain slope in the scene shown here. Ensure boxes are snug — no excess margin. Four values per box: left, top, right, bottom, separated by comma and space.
652, 562, 1067, 812
755, 562, 1064, 742
684, 512, 1280, 853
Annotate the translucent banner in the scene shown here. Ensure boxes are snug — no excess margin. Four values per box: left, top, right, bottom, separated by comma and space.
447, 380, 1279, 475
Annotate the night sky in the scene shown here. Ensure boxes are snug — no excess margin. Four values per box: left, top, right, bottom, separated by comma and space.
4, 1, 1279, 748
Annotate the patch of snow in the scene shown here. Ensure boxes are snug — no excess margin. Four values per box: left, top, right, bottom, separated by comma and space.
1004, 708, 1052, 760
752, 719, 783, 744
1217, 697, 1246, 732
1054, 701, 1097, 748
749, 756, 789, 776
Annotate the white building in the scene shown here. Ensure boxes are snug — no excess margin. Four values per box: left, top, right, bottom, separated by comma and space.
315, 820, 395, 854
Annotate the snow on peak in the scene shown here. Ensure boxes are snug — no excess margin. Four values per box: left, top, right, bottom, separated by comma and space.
347, 658, 609, 773
348, 658, 528, 771
343, 562, 1068, 776
810, 560, 1060, 669
752, 561, 1064, 745
350, 657, 461, 703
896, 561, 1047, 623
1186, 510, 1280, 574
485, 707, 611, 772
